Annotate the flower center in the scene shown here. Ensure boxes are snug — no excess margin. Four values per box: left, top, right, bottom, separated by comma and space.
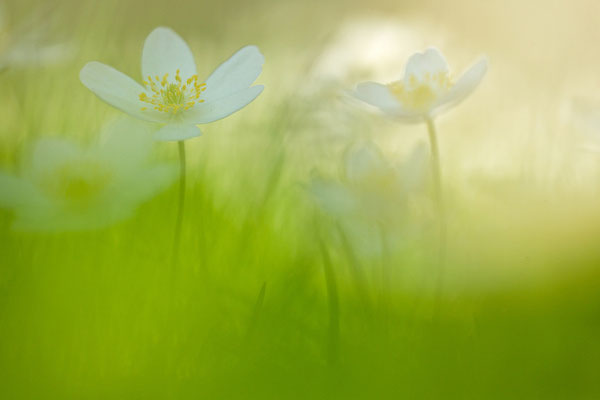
43, 159, 113, 207
388, 72, 452, 112
139, 69, 207, 114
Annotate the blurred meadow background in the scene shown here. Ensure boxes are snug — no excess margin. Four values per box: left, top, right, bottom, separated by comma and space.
2, 0, 600, 398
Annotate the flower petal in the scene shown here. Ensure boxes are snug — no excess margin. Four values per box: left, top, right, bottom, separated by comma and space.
25, 138, 81, 182
182, 85, 264, 124
353, 82, 421, 119
432, 57, 488, 115
98, 117, 156, 172
3, 43, 73, 68
403, 47, 449, 83
155, 123, 202, 142
80, 62, 168, 123
344, 141, 388, 184
353, 82, 400, 111
142, 27, 197, 80
309, 176, 358, 218
203, 46, 264, 102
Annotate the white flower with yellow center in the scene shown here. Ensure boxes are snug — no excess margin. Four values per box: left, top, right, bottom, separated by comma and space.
353, 48, 487, 298
79, 27, 264, 141
309, 141, 428, 259
0, 119, 177, 231
310, 141, 427, 223
353, 47, 487, 120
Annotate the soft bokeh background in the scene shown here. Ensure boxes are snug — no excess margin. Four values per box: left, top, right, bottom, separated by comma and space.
2, 0, 600, 398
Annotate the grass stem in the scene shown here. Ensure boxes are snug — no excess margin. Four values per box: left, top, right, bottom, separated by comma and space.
319, 238, 340, 365
425, 117, 447, 316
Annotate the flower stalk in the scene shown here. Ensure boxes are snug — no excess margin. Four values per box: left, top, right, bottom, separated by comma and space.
425, 117, 447, 313
171, 140, 186, 268
352, 47, 486, 317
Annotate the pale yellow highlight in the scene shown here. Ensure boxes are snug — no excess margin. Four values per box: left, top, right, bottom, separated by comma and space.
387, 72, 452, 112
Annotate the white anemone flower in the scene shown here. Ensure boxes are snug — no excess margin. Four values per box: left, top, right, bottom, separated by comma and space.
351, 47, 486, 293
79, 27, 264, 142
353, 47, 487, 121
310, 141, 428, 259
0, 119, 177, 231
310, 141, 428, 223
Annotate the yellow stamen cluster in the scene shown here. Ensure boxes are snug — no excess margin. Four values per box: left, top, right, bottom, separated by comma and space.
44, 159, 113, 207
388, 72, 452, 112
139, 69, 207, 114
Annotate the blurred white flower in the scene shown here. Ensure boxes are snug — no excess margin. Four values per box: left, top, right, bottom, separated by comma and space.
80, 27, 264, 142
310, 141, 429, 224
310, 141, 429, 258
353, 47, 487, 121
0, 2, 72, 70
0, 118, 177, 231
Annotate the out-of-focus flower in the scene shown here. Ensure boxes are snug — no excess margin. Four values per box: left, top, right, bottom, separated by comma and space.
80, 27, 264, 142
309, 141, 429, 258
0, 2, 72, 70
310, 141, 429, 224
0, 118, 177, 231
302, 18, 429, 145
353, 47, 487, 121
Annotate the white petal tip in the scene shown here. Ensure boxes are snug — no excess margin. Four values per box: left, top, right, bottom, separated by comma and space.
424, 46, 443, 56
148, 26, 177, 37
79, 61, 101, 86
474, 56, 489, 71
155, 124, 202, 142
241, 45, 265, 65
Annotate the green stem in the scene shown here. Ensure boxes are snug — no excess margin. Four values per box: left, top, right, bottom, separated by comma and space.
336, 223, 372, 313
171, 140, 186, 268
378, 223, 391, 332
245, 282, 267, 343
319, 238, 340, 365
425, 117, 447, 315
